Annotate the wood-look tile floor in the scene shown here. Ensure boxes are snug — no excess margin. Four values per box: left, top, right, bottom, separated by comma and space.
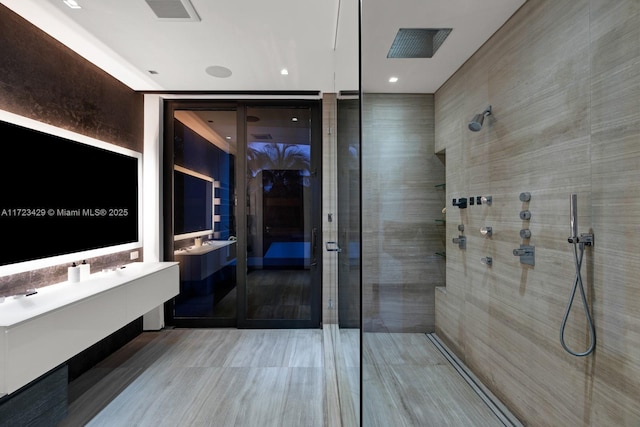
60, 330, 505, 426
60, 329, 325, 427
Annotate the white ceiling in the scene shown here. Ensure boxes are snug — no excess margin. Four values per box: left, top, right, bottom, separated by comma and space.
2, 0, 525, 94
362, 0, 526, 93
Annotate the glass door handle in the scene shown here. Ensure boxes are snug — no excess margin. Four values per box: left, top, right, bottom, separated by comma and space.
311, 228, 317, 258
310, 228, 318, 268
325, 241, 342, 252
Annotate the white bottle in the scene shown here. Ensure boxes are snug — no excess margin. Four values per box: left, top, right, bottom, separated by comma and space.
68, 262, 80, 283
79, 260, 91, 281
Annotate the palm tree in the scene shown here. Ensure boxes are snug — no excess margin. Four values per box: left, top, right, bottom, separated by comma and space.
247, 143, 311, 196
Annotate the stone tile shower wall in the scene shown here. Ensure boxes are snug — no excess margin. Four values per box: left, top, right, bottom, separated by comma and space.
0, 6, 144, 297
362, 94, 446, 333
322, 93, 338, 324
434, 0, 640, 425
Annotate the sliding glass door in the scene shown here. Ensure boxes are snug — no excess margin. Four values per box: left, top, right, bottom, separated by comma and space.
240, 103, 322, 328
164, 100, 321, 329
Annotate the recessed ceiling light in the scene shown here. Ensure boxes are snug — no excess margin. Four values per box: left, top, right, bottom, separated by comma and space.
205, 65, 232, 78
281, 68, 289, 75
291, 117, 298, 122
225, 136, 232, 140
389, 77, 399, 83
63, 0, 81, 9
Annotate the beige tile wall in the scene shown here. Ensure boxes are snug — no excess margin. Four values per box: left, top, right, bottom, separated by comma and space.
323, 94, 339, 324
434, 0, 640, 425
362, 94, 446, 333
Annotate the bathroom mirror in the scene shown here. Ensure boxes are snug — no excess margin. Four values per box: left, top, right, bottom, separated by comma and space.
173, 166, 214, 240
0, 109, 142, 276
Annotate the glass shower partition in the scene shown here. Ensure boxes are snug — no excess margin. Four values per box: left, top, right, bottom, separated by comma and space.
336, 96, 361, 425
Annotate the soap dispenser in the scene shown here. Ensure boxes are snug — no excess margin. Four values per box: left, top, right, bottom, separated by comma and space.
68, 262, 80, 283
79, 260, 91, 281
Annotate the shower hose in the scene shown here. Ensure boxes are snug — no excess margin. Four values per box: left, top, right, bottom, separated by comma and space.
560, 240, 596, 356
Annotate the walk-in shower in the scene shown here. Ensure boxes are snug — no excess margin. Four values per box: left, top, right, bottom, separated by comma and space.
468, 105, 492, 131
560, 193, 596, 356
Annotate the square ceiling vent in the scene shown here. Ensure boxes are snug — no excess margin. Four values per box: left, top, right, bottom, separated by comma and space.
144, 0, 200, 21
387, 28, 452, 58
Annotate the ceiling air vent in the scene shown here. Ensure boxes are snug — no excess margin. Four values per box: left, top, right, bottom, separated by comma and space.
144, 0, 200, 22
387, 28, 452, 58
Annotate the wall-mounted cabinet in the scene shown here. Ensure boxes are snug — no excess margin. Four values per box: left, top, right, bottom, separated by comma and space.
0, 262, 178, 396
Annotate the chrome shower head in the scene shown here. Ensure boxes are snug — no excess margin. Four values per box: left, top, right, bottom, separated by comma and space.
468, 114, 485, 132
468, 105, 492, 132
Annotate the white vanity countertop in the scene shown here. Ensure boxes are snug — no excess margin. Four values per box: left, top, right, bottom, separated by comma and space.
0, 261, 178, 328
174, 240, 236, 256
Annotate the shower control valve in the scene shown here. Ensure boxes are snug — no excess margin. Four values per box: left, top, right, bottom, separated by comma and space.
568, 233, 594, 246
513, 245, 535, 266
519, 210, 531, 220
480, 195, 492, 205
452, 198, 467, 209
481, 257, 493, 267
519, 192, 531, 202
480, 226, 493, 237
452, 235, 466, 249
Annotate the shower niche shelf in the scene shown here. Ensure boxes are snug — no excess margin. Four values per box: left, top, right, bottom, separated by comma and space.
435, 251, 446, 258
434, 183, 446, 189
435, 219, 446, 224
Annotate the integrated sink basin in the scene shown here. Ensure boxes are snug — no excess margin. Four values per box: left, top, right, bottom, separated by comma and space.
0, 261, 179, 396
174, 239, 236, 256
174, 240, 236, 281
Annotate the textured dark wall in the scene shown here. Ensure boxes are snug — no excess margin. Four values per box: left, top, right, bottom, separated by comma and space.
0, 4, 143, 151
0, 6, 144, 296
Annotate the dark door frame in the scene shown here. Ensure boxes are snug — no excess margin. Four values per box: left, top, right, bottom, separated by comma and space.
162, 99, 323, 329
237, 101, 323, 329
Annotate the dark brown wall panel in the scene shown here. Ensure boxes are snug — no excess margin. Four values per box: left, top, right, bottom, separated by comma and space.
0, 6, 144, 296
0, 5, 143, 151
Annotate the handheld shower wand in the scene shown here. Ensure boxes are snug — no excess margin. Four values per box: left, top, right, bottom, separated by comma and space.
569, 193, 578, 242
560, 193, 595, 356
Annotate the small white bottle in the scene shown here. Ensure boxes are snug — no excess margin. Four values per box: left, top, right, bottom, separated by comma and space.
79, 260, 91, 281
68, 262, 80, 283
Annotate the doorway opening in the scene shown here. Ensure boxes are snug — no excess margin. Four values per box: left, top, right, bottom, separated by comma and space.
163, 100, 322, 329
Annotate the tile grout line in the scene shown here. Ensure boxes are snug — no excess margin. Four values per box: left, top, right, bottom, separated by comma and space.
426, 333, 524, 427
